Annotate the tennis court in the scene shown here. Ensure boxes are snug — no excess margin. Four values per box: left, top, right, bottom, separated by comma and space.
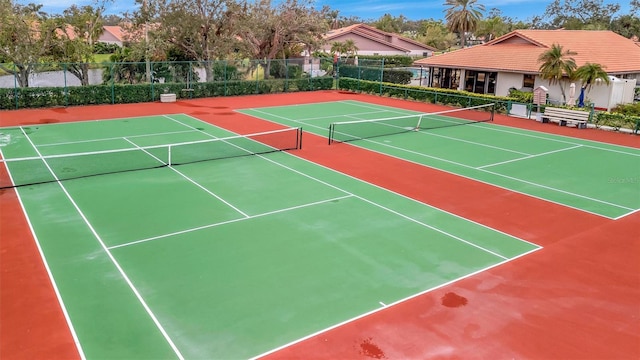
239, 100, 640, 219
0, 114, 539, 359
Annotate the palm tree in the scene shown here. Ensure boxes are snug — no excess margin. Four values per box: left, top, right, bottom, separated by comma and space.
475, 16, 508, 42
537, 43, 577, 104
330, 40, 358, 59
443, 0, 485, 48
575, 63, 610, 92
574, 62, 610, 107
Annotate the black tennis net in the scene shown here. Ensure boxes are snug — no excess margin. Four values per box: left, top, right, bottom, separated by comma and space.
328, 103, 495, 144
0, 127, 302, 189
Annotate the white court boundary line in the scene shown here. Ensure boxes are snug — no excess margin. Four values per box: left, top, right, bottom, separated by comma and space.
17, 127, 185, 360
180, 113, 538, 251
241, 106, 638, 219
174, 113, 546, 358
343, 100, 640, 155
250, 246, 542, 360
0, 147, 86, 360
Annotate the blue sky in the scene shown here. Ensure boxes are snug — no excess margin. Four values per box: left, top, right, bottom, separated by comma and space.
19, 0, 632, 21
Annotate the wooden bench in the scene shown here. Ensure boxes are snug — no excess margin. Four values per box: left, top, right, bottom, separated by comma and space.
542, 107, 590, 129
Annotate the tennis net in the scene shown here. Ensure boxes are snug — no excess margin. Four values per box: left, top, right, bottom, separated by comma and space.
0, 127, 302, 189
328, 103, 495, 144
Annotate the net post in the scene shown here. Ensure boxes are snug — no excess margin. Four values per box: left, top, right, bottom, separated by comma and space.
415, 114, 423, 131
490, 103, 496, 122
297, 127, 303, 149
328, 124, 334, 145
168, 145, 172, 166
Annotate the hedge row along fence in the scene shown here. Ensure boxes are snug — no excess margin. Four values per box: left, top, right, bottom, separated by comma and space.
337, 77, 515, 114
0, 77, 334, 109
338, 65, 412, 85
337, 77, 640, 132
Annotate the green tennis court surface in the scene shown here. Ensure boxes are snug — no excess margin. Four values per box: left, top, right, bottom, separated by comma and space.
1, 114, 538, 359
239, 100, 640, 219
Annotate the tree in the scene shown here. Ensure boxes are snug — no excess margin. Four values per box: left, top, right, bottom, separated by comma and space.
53, 2, 110, 86
574, 62, 610, 95
0, 1, 58, 87
142, 0, 244, 82
330, 39, 358, 59
474, 15, 508, 42
238, 0, 329, 78
610, 14, 640, 39
443, 0, 485, 48
374, 14, 404, 33
543, 0, 621, 29
415, 19, 457, 50
537, 43, 577, 103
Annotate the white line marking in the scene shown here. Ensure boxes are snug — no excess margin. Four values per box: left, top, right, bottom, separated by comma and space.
204, 114, 539, 250
242, 107, 635, 215
250, 246, 543, 360
477, 145, 583, 169
337, 100, 640, 155
108, 195, 354, 250
19, 128, 185, 360
0, 147, 87, 360
38, 129, 200, 147
122, 137, 251, 218
379, 302, 386, 307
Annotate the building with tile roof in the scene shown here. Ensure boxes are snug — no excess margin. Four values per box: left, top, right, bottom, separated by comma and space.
98, 25, 125, 47
322, 24, 436, 57
414, 30, 639, 109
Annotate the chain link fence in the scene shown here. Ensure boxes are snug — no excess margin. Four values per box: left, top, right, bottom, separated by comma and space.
0, 58, 334, 109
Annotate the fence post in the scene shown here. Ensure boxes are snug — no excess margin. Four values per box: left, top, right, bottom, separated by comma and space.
151, 61, 155, 101
63, 63, 68, 107
224, 60, 228, 96
285, 58, 289, 92
13, 66, 18, 109
110, 63, 115, 105
379, 58, 384, 95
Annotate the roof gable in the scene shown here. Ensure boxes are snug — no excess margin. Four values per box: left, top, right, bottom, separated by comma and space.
325, 24, 436, 52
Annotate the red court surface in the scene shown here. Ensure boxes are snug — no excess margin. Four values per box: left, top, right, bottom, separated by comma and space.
1, 90, 639, 359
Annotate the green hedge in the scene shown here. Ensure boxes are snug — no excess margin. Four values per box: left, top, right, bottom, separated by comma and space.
337, 78, 514, 114
338, 65, 412, 85
351, 55, 416, 68
593, 112, 640, 131
0, 76, 334, 109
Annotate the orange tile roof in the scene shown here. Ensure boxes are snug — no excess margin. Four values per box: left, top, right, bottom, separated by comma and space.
102, 25, 124, 42
325, 23, 436, 52
415, 30, 640, 74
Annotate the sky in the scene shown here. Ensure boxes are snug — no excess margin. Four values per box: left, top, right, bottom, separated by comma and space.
17, 0, 633, 21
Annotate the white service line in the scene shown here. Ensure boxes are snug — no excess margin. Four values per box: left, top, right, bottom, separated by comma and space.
477, 145, 583, 169
122, 131, 251, 219
38, 129, 200, 147
181, 114, 540, 250
20, 128, 185, 360
108, 195, 354, 250
250, 246, 543, 360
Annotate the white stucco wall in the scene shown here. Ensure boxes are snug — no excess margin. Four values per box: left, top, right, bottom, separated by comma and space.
495, 72, 524, 96
535, 76, 636, 110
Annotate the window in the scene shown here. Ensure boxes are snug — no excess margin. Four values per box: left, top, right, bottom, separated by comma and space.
523, 74, 535, 89
464, 70, 498, 94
